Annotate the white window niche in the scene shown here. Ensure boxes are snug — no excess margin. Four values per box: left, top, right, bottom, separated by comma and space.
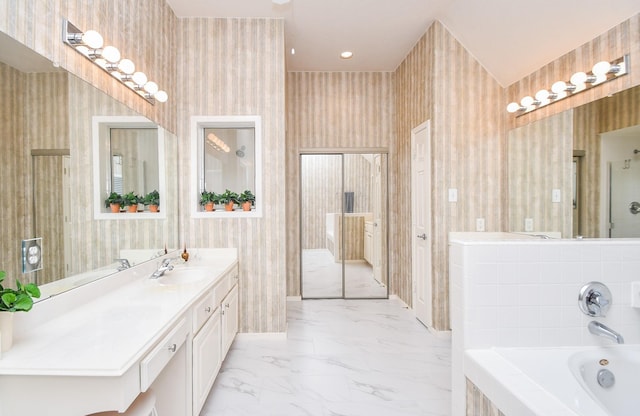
92, 116, 167, 220
190, 115, 263, 219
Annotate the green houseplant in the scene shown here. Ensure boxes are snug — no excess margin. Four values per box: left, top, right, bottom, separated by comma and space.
200, 191, 219, 212
143, 190, 160, 212
0, 270, 41, 352
219, 189, 239, 211
122, 191, 140, 213
104, 192, 123, 213
237, 189, 255, 211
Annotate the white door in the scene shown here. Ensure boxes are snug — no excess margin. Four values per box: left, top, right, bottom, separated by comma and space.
411, 121, 432, 328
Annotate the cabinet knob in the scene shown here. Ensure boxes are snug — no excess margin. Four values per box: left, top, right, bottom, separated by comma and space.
167, 343, 177, 353
225, 303, 230, 308
205, 306, 211, 313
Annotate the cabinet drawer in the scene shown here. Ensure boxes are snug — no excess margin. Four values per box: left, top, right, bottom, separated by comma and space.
192, 291, 217, 335
214, 272, 232, 305
140, 317, 188, 392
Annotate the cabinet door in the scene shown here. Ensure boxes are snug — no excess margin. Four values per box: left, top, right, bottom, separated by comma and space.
192, 309, 221, 416
221, 284, 239, 357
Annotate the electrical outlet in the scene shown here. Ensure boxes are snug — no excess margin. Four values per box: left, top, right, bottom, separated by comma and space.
476, 218, 485, 232
552, 189, 561, 203
524, 218, 534, 232
448, 188, 458, 202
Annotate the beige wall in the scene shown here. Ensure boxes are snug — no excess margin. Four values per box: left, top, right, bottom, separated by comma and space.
286, 72, 395, 297
176, 18, 287, 333
394, 22, 506, 329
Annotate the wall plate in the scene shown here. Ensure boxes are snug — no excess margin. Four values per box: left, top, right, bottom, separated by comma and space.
22, 238, 43, 273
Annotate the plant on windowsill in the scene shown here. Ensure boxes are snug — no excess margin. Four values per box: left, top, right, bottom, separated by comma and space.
200, 190, 219, 212
219, 189, 239, 211
143, 190, 160, 213
237, 189, 255, 212
122, 191, 141, 213
0, 270, 41, 352
104, 192, 123, 213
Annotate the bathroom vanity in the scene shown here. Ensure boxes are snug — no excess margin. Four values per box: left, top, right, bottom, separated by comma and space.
0, 248, 238, 416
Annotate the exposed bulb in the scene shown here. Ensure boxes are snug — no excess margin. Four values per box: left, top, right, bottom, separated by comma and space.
101, 46, 120, 63
118, 59, 135, 74
155, 90, 168, 103
144, 81, 159, 94
551, 81, 567, 94
592, 61, 611, 76
570, 72, 587, 86
506, 102, 521, 113
520, 96, 534, 107
132, 71, 147, 86
82, 30, 103, 49
535, 89, 550, 102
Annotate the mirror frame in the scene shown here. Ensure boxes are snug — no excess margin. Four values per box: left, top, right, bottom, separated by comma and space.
92, 115, 167, 220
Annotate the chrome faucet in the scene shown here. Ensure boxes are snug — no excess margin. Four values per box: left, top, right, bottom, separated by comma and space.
150, 258, 174, 278
116, 258, 131, 271
588, 321, 624, 344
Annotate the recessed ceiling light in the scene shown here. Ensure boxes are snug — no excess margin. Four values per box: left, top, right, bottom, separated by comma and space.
340, 51, 353, 59
290, 48, 296, 55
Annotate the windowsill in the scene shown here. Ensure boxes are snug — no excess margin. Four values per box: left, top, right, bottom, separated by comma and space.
95, 211, 167, 220
191, 208, 262, 219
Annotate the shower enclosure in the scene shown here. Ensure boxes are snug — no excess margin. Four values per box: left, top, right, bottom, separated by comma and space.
300, 152, 388, 299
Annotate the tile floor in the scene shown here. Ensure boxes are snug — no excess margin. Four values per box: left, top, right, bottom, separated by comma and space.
200, 298, 452, 416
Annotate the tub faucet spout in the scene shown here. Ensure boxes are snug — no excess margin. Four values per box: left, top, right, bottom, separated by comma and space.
588, 321, 624, 344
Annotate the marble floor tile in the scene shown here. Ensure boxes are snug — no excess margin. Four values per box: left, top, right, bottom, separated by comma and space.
200, 299, 451, 416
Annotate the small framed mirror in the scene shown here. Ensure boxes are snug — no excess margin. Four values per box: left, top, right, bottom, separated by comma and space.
191, 115, 263, 218
93, 116, 167, 219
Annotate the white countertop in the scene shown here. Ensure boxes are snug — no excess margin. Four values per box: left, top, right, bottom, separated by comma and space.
0, 249, 237, 377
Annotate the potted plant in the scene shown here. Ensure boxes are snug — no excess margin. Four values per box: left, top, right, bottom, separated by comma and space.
104, 192, 123, 213
219, 189, 239, 211
143, 190, 160, 212
0, 270, 40, 352
122, 191, 140, 213
200, 190, 218, 212
237, 189, 255, 211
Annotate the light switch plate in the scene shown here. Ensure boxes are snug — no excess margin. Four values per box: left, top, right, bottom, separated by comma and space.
524, 218, 534, 232
552, 189, 561, 203
476, 218, 485, 232
448, 188, 458, 202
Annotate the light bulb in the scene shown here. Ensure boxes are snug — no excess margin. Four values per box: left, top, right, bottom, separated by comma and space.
535, 89, 549, 102
592, 61, 611, 76
551, 81, 567, 94
82, 30, 103, 49
570, 72, 587, 86
118, 59, 135, 74
101, 46, 120, 63
132, 71, 147, 86
520, 96, 534, 107
155, 90, 168, 103
144, 81, 159, 94
506, 102, 521, 113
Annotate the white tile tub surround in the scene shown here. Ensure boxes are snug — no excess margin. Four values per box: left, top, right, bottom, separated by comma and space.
449, 232, 640, 416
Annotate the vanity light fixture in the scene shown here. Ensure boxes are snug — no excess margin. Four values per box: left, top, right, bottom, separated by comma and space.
206, 132, 230, 153
340, 51, 354, 59
506, 55, 628, 116
63, 19, 168, 105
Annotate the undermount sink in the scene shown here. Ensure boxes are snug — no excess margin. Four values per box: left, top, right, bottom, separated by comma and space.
157, 268, 211, 285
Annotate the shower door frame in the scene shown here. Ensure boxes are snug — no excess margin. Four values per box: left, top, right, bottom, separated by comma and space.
299, 148, 389, 300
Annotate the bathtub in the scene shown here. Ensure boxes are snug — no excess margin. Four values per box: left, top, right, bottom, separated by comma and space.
465, 346, 640, 416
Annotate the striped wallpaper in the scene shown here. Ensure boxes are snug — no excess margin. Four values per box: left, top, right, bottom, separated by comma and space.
176, 18, 287, 333
286, 72, 395, 299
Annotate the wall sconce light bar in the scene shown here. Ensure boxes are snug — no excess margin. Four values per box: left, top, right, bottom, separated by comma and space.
506, 55, 629, 116
62, 19, 167, 105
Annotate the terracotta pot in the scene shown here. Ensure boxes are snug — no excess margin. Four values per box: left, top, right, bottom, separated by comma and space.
149, 205, 159, 213
204, 202, 214, 212
242, 201, 252, 211
110, 203, 121, 213
127, 204, 138, 213
0, 312, 14, 354
224, 202, 235, 211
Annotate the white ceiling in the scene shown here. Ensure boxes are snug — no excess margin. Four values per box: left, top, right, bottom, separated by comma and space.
167, 0, 640, 87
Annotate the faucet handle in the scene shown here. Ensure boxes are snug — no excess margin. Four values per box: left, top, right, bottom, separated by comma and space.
579, 282, 612, 317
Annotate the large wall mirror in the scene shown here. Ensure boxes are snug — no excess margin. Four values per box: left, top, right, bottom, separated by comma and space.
508, 84, 640, 238
0, 32, 179, 299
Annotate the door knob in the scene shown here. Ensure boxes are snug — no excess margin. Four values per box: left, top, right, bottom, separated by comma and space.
417, 233, 427, 240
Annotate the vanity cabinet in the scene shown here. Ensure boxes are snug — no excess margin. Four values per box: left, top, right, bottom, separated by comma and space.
192, 265, 239, 416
